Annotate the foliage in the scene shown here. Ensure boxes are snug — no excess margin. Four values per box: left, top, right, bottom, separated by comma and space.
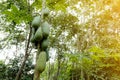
1, 0, 120, 80
0, 60, 6, 79
0, 54, 34, 80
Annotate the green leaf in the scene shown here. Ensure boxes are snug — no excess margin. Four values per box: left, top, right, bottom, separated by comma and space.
11, 5, 19, 13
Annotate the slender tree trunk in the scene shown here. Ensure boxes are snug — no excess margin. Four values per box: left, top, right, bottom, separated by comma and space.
56, 54, 60, 79
53, 52, 61, 80
75, 63, 77, 80
72, 62, 74, 80
48, 61, 50, 80
15, 23, 32, 80
81, 54, 84, 80
15, 1, 32, 79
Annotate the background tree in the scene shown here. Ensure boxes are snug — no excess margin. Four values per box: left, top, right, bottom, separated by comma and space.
0, 54, 34, 80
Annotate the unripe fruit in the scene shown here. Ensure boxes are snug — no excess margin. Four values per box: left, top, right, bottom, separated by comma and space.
41, 21, 50, 38
34, 27, 43, 41
45, 49, 49, 61
42, 7, 50, 17
30, 28, 35, 43
32, 16, 41, 29
41, 39, 49, 50
36, 51, 46, 73
30, 34, 35, 43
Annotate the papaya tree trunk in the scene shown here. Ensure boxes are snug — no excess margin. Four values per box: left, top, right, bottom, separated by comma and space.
33, 44, 41, 80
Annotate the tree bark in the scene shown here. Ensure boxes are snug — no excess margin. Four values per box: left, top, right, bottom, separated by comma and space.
15, 24, 32, 80
15, 1, 32, 79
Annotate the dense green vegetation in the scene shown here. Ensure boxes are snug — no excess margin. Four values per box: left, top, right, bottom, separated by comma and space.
0, 0, 120, 80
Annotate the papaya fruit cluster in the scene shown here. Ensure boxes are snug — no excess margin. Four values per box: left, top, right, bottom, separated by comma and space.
30, 8, 50, 73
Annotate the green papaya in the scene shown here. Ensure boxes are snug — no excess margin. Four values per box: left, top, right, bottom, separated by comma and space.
30, 28, 35, 43
36, 51, 46, 73
41, 39, 49, 50
30, 34, 35, 43
45, 49, 49, 61
34, 27, 43, 41
41, 21, 50, 38
42, 7, 50, 17
32, 16, 41, 29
